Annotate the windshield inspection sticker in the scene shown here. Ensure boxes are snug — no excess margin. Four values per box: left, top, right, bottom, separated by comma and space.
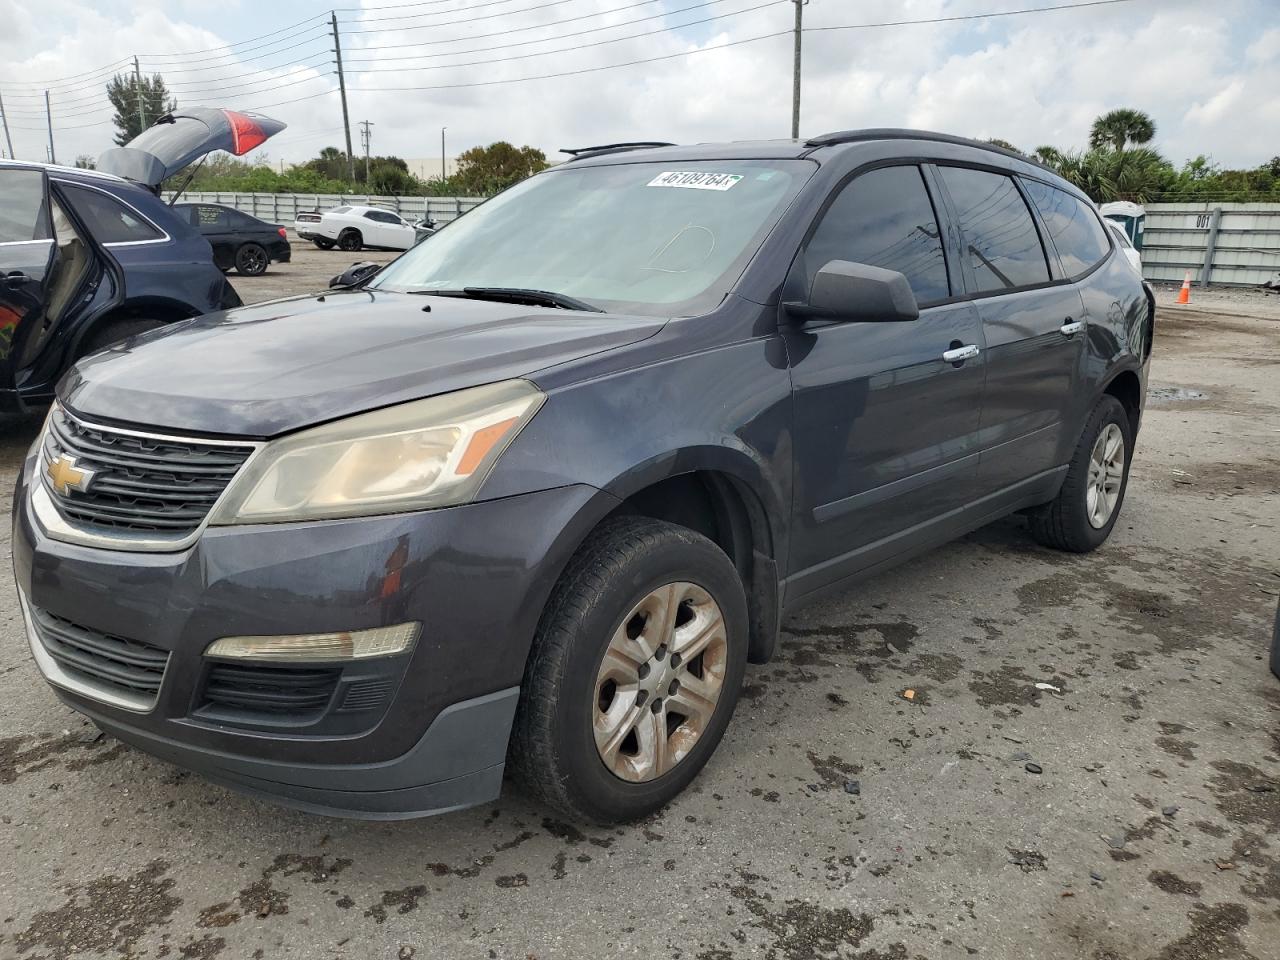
647, 171, 743, 191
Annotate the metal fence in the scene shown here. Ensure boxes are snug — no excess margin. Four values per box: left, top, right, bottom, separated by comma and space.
1141, 202, 1280, 287
163, 191, 487, 225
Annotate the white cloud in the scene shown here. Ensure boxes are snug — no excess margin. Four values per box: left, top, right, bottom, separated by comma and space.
0, 0, 1273, 170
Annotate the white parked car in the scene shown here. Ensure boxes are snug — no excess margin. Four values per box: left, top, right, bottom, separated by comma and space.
294, 204, 417, 251
1106, 219, 1142, 275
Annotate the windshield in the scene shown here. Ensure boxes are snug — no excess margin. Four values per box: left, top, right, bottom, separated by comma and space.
368, 159, 813, 316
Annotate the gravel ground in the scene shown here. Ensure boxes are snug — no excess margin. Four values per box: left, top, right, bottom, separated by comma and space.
0, 271, 1277, 960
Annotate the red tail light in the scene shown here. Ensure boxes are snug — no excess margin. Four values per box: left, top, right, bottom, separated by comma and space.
278, 227, 288, 238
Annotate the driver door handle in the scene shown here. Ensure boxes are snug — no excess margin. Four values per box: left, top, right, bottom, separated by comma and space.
1060, 319, 1084, 336
942, 344, 980, 363
4, 271, 31, 288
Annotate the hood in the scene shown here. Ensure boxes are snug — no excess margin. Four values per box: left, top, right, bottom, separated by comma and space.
60, 292, 666, 436
97, 108, 285, 189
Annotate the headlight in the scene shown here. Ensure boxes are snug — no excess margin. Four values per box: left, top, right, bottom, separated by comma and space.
209, 379, 543, 524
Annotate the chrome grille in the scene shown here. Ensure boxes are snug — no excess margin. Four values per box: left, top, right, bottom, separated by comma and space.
40, 406, 255, 538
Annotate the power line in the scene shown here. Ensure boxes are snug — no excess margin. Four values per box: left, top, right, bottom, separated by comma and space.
343, 1, 789, 73
342, 0, 666, 35
341, 0, 747, 62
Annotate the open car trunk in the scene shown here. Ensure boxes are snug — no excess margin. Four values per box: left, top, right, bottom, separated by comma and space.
97, 108, 285, 190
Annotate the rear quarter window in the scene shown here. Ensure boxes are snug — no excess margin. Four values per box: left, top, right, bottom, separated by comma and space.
1022, 179, 1112, 277
60, 184, 164, 244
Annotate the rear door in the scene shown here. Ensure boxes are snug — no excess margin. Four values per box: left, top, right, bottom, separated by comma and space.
934, 165, 1085, 491
0, 168, 55, 396
191, 205, 235, 269
785, 163, 987, 590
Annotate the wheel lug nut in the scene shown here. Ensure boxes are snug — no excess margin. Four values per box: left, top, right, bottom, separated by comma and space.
636, 690, 649, 708
638, 663, 650, 679
651, 697, 663, 713
669, 652, 682, 668
668, 679, 679, 696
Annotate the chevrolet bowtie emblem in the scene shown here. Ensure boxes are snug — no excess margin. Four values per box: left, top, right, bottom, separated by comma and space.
46, 454, 95, 496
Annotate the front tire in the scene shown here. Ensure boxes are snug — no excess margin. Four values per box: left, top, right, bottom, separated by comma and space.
1029, 394, 1133, 552
337, 229, 362, 252
509, 517, 748, 823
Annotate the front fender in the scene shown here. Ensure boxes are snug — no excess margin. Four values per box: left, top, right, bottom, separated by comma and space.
483, 335, 795, 569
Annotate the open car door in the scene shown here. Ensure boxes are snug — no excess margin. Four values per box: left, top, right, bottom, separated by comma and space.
97, 108, 285, 192
0, 167, 111, 411
0, 167, 56, 409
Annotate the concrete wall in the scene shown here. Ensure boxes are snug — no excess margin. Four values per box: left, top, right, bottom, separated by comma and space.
1141, 202, 1280, 287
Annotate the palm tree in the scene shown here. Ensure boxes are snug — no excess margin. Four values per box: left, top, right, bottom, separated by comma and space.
1088, 108, 1156, 152
1051, 147, 1171, 202
1032, 145, 1065, 168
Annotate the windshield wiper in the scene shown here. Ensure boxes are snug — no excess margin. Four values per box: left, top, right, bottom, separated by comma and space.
406, 287, 602, 313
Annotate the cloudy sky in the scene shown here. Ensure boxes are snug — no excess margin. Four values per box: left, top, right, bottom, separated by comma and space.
0, 0, 1274, 172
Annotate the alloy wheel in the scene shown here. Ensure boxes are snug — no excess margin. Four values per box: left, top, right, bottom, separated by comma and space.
1086, 422, 1125, 528
593, 581, 727, 783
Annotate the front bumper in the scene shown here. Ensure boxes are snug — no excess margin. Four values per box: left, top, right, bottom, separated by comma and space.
13, 454, 608, 817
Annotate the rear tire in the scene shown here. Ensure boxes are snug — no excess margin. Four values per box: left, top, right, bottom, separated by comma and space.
1029, 394, 1133, 552
77, 318, 166, 358
337, 229, 362, 252
234, 243, 269, 276
509, 517, 748, 824
313, 238, 335, 250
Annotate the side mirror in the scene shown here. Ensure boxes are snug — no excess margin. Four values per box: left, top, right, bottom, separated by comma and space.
329, 261, 381, 289
785, 260, 920, 323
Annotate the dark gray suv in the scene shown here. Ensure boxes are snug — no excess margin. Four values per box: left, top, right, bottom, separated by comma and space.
12, 130, 1153, 823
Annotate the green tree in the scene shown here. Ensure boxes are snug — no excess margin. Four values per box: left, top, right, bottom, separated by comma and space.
304, 146, 352, 181
1087, 108, 1156, 152
73, 154, 96, 170
106, 72, 176, 146
985, 138, 1021, 154
1049, 147, 1172, 203
452, 141, 548, 195
1032, 145, 1065, 167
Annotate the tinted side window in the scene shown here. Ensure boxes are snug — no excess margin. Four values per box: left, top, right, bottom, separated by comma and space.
938, 166, 1049, 293
0, 169, 51, 243
1022, 179, 1112, 277
805, 165, 950, 305
61, 185, 164, 243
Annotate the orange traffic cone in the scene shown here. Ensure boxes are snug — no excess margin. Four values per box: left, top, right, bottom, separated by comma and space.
1176, 270, 1192, 304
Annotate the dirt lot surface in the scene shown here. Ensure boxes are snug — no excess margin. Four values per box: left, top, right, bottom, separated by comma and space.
0, 273, 1277, 960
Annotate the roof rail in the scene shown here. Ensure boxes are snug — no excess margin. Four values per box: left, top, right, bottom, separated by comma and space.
560, 141, 675, 161
804, 127, 1049, 169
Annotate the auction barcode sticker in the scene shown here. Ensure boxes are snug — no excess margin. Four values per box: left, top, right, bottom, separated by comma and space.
647, 171, 743, 191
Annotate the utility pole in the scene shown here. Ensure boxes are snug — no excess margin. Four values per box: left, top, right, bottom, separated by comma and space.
359, 120, 373, 182
45, 90, 55, 165
331, 13, 356, 182
441, 126, 446, 184
0, 87, 14, 158
791, 0, 805, 139
133, 56, 147, 133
